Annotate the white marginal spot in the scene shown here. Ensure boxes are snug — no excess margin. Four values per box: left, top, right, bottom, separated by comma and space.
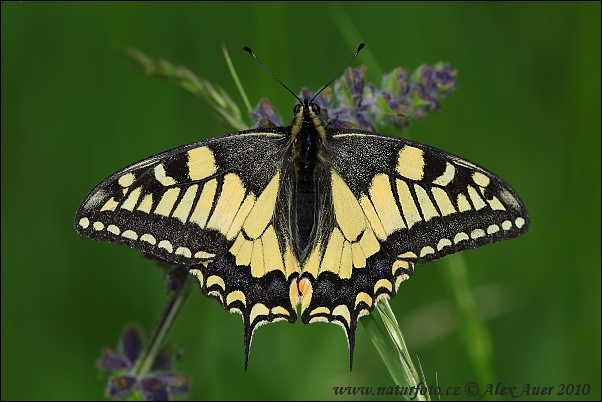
118, 173, 136, 188
396, 146, 425, 181
93, 221, 104, 231
154, 164, 177, 186
432, 162, 456, 186
122, 230, 138, 240
487, 224, 500, 234
502, 220, 513, 230
472, 171, 490, 187
158, 240, 173, 253
515, 217, 526, 229
107, 225, 120, 235
79, 217, 90, 229
141, 234, 157, 245
471, 229, 486, 239
175, 247, 192, 258
437, 238, 452, 251
419, 246, 435, 257
454, 232, 469, 244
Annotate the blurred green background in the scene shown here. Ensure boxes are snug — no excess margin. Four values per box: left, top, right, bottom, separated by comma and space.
2, 2, 600, 400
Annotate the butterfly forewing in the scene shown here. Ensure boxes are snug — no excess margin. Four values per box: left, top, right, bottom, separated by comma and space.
75, 128, 306, 368
76, 131, 286, 263
326, 130, 530, 264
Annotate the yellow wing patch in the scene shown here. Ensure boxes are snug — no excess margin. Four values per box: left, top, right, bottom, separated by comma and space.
303, 169, 383, 279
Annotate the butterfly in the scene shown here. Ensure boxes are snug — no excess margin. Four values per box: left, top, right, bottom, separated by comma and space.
74, 44, 530, 370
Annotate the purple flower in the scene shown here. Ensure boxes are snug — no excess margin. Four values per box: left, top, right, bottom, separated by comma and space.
249, 62, 457, 133
97, 325, 189, 401
250, 98, 282, 128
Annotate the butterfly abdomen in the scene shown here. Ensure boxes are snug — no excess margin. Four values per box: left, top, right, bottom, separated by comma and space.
294, 168, 316, 253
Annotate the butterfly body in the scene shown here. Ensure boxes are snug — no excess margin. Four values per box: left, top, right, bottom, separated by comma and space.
76, 91, 529, 370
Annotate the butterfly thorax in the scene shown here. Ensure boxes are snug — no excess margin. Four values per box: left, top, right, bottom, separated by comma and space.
291, 100, 327, 255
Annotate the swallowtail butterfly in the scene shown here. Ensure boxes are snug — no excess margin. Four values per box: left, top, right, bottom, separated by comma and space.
75, 44, 530, 370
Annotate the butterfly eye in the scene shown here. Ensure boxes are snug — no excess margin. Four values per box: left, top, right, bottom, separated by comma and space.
311, 103, 321, 115
293, 104, 302, 115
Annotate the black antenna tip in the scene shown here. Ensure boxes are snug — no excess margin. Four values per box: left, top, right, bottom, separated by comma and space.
243, 46, 253, 55
357, 43, 365, 52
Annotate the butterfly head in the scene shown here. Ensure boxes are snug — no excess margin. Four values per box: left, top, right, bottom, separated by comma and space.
291, 98, 327, 154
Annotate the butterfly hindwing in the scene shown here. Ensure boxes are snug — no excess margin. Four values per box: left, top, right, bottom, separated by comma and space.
298, 129, 529, 367
75, 129, 301, 368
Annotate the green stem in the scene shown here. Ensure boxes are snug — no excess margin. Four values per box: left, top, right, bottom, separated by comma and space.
132, 273, 193, 377
445, 254, 497, 392
362, 299, 429, 401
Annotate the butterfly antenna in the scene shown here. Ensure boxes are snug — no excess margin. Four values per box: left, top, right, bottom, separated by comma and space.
311, 43, 365, 102
243, 46, 303, 104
